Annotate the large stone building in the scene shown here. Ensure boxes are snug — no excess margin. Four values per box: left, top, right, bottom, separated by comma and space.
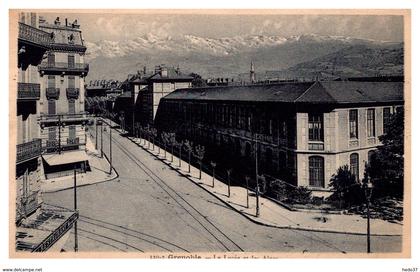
155, 80, 404, 195
113, 65, 193, 132
37, 16, 90, 178
15, 12, 78, 252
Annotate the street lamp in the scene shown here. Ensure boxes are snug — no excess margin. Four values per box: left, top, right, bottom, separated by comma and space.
254, 133, 261, 217
100, 119, 103, 158
363, 178, 374, 253
73, 162, 85, 252
245, 176, 250, 208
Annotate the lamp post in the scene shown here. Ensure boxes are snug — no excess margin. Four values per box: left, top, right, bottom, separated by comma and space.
109, 125, 112, 175
73, 164, 78, 252
363, 179, 374, 253
255, 133, 261, 217
245, 176, 250, 208
100, 119, 103, 158
227, 169, 232, 197
95, 119, 98, 150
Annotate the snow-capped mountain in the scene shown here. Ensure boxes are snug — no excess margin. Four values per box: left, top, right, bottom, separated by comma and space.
84, 34, 400, 81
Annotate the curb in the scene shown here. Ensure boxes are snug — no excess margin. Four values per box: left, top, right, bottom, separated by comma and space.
124, 130, 402, 237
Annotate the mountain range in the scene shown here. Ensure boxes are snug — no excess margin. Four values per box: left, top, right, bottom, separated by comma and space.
84, 33, 403, 81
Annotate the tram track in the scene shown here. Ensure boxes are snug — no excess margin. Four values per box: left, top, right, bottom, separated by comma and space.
107, 128, 244, 252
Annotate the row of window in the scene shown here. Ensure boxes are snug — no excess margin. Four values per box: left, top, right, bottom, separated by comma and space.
47, 75, 77, 88
308, 107, 401, 143
47, 53, 76, 67
349, 108, 376, 139
48, 126, 77, 140
308, 151, 375, 187
162, 102, 289, 137
47, 99, 76, 115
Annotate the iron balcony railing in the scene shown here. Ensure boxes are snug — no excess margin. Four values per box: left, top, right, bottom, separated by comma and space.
16, 139, 42, 164
39, 113, 89, 124
66, 88, 80, 99
38, 62, 89, 74
17, 83, 41, 100
16, 191, 40, 221
66, 137, 80, 146
45, 87, 60, 100
18, 22, 53, 46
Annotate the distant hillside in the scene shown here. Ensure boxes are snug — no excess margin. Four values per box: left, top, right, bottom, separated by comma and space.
84, 34, 398, 81
261, 43, 403, 80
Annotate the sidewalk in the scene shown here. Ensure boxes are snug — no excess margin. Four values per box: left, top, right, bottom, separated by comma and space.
116, 125, 402, 236
41, 134, 118, 193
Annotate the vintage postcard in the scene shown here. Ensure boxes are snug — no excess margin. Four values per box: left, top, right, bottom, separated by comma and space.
9, 9, 411, 259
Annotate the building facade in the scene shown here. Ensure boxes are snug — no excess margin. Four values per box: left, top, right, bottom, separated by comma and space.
37, 17, 89, 178
15, 13, 78, 252
16, 12, 52, 222
133, 65, 193, 126
155, 81, 404, 195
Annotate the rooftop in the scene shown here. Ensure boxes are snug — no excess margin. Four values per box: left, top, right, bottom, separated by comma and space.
163, 81, 404, 105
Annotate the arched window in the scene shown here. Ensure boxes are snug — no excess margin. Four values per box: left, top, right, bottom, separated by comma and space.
350, 153, 359, 179
309, 156, 324, 187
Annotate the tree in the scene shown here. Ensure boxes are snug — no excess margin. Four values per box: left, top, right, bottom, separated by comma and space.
366, 109, 404, 199
193, 145, 206, 179
183, 140, 193, 173
328, 165, 364, 208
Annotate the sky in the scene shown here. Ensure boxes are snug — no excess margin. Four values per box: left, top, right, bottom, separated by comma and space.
40, 12, 404, 43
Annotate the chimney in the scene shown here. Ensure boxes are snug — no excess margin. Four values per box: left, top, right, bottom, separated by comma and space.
160, 65, 168, 77
65, 18, 68, 27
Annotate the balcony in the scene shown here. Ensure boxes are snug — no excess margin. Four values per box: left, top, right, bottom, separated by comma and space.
39, 62, 89, 76
16, 139, 42, 164
17, 83, 40, 100
16, 191, 41, 222
18, 22, 52, 48
45, 87, 60, 100
66, 137, 80, 146
66, 88, 80, 99
45, 139, 58, 153
39, 113, 89, 127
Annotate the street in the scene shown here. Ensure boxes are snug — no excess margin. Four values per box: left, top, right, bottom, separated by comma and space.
42, 126, 402, 253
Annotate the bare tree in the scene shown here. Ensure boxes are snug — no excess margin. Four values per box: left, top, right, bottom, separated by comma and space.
210, 161, 216, 188
150, 127, 157, 151
193, 145, 206, 179
168, 133, 176, 162
183, 140, 193, 173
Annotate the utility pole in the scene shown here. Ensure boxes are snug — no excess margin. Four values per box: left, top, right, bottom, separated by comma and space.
100, 121, 103, 158
109, 125, 112, 175
245, 176, 250, 208
58, 115, 61, 154
73, 165, 78, 252
95, 120, 98, 150
255, 133, 260, 217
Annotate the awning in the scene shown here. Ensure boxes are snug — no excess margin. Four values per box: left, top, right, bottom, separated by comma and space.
42, 150, 89, 166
